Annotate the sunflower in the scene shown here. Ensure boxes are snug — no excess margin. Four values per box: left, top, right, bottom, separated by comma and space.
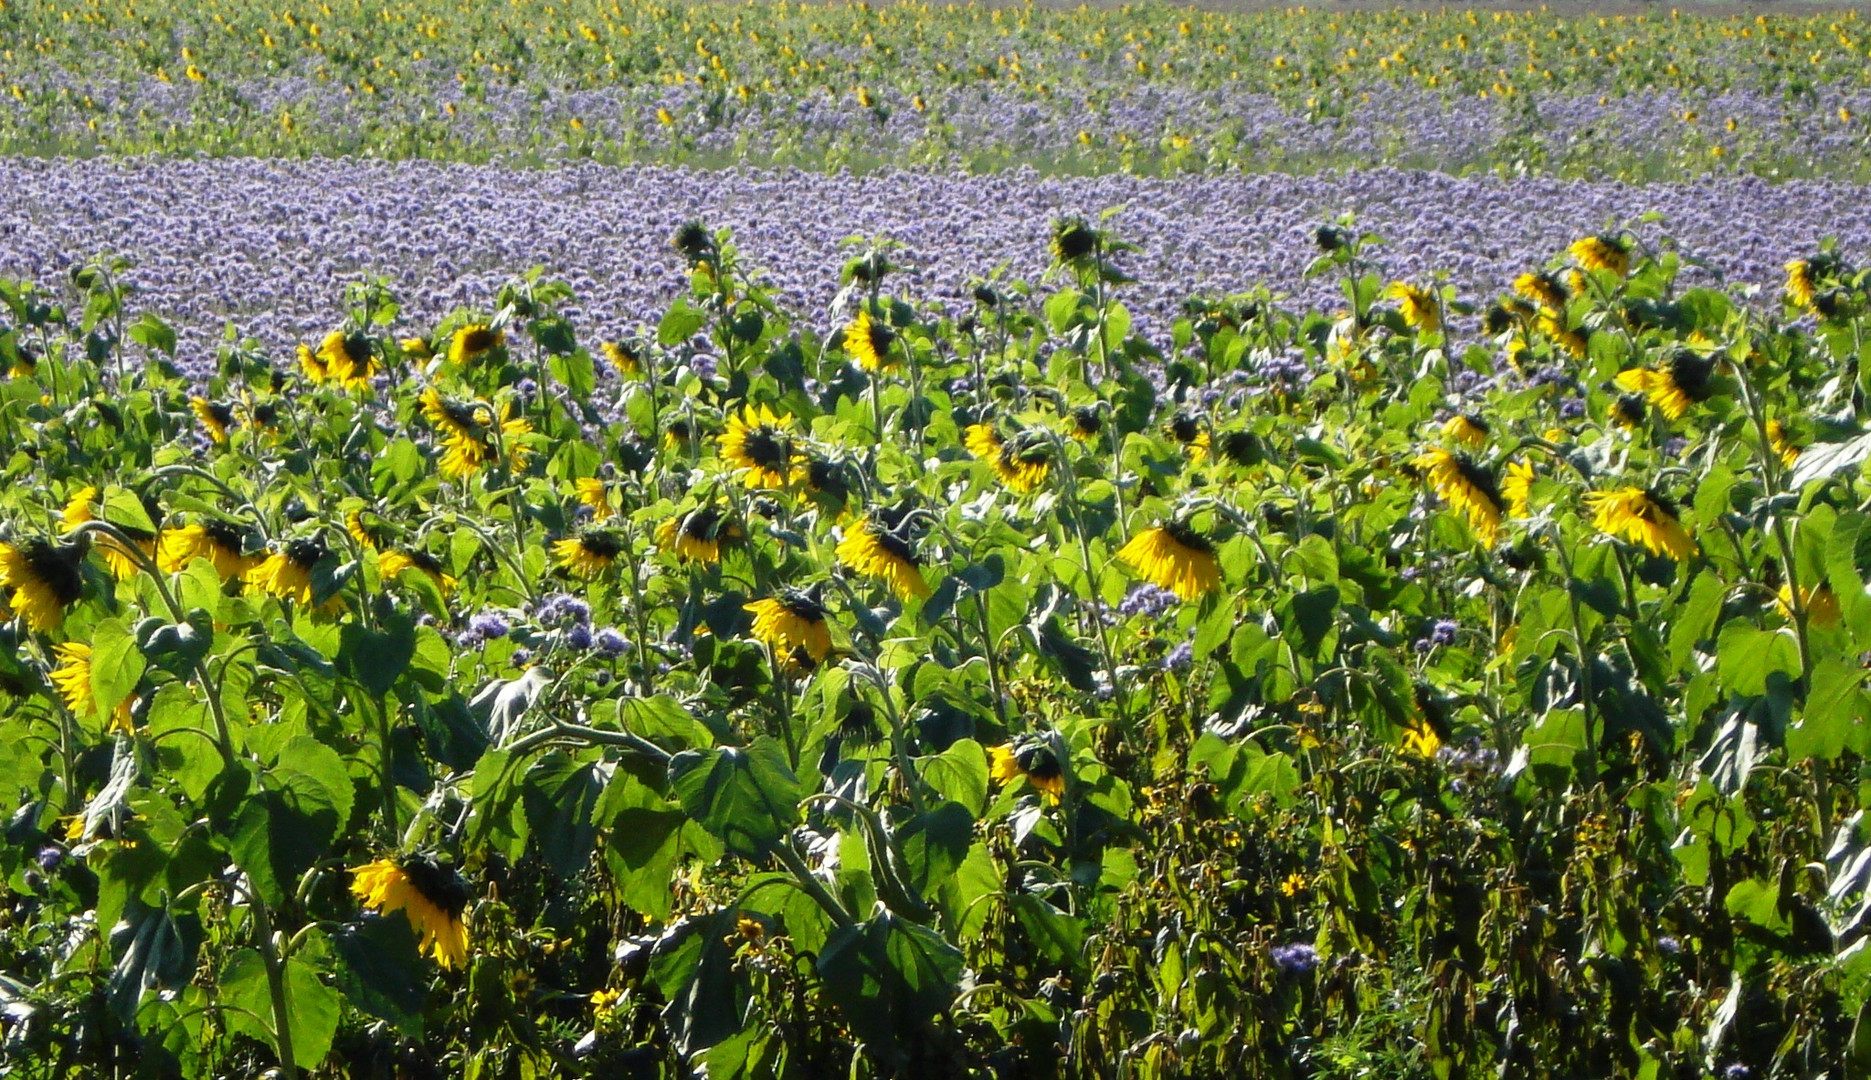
1386, 282, 1442, 333
719, 404, 800, 489
1501, 459, 1535, 519
1414, 448, 1505, 546
1569, 235, 1632, 278
664, 417, 702, 452
191, 397, 235, 445
380, 549, 458, 594
1117, 522, 1222, 599
1777, 584, 1842, 630
1400, 715, 1442, 758
350, 856, 471, 970
796, 457, 852, 511
447, 324, 504, 366
401, 336, 434, 361
1168, 414, 1211, 463
434, 398, 531, 477
158, 520, 256, 581
552, 529, 625, 578
836, 515, 930, 599
248, 538, 332, 605
1513, 271, 1569, 312
1066, 405, 1103, 442
1050, 218, 1099, 265
298, 342, 331, 383
989, 739, 1065, 803
601, 340, 642, 376
574, 477, 612, 518
671, 221, 714, 264
964, 423, 1051, 493
1784, 260, 1818, 308
0, 540, 85, 631
1611, 393, 1647, 430
1443, 413, 1489, 449
1766, 418, 1802, 466
7, 347, 37, 379
63, 487, 156, 580
745, 588, 833, 667
1538, 313, 1589, 358
52, 641, 134, 735
655, 506, 742, 564
316, 330, 378, 388
421, 386, 486, 442
844, 308, 896, 372
1614, 350, 1716, 421
1586, 488, 1696, 561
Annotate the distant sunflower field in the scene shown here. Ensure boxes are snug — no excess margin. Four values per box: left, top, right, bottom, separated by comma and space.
4, 208, 1871, 1078
0, 0, 1869, 178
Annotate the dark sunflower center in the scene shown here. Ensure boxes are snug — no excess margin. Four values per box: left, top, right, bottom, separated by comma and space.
1016, 743, 1062, 780
578, 531, 624, 559
1054, 224, 1097, 261
1171, 416, 1200, 442
1161, 520, 1216, 555
672, 222, 712, 259
869, 524, 920, 566
1453, 457, 1506, 511
1072, 407, 1102, 434
207, 401, 234, 425
866, 323, 895, 354
1640, 488, 1681, 519
24, 540, 85, 604
407, 550, 446, 574
740, 428, 791, 470
682, 508, 725, 541
1003, 430, 1050, 466
286, 539, 329, 569
1615, 394, 1647, 422
339, 334, 370, 364
1460, 413, 1489, 434
397, 855, 471, 918
202, 520, 248, 552
253, 403, 278, 426
779, 589, 827, 622
1667, 351, 1715, 397
460, 328, 498, 355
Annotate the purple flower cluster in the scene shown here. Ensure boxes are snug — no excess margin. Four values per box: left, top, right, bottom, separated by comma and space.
458, 611, 511, 649
1269, 942, 1320, 977
1118, 583, 1181, 619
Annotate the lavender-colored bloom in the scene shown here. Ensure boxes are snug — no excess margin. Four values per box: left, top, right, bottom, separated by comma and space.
1656, 935, 1682, 956
565, 624, 593, 651
595, 628, 630, 657
1118, 583, 1181, 618
1161, 639, 1194, 672
1721, 1066, 1751, 1080
536, 593, 592, 627
1430, 619, 1458, 647
1559, 397, 1586, 419
690, 354, 718, 380
1269, 943, 1320, 977
468, 612, 510, 640
36, 847, 63, 873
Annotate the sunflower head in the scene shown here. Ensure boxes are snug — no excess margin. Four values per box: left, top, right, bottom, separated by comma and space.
350, 854, 472, 970
0, 539, 87, 630
845, 307, 897, 372
721, 404, 798, 488
1666, 349, 1717, 400
601, 339, 643, 375
671, 221, 714, 262
1569, 234, 1633, 278
1067, 405, 1103, 440
554, 529, 624, 578
989, 737, 1066, 803
745, 586, 834, 667
657, 505, 742, 563
1050, 218, 1099, 265
448, 324, 505, 366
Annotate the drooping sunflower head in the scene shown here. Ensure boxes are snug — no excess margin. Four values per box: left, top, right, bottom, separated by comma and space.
968, 425, 1052, 493
1785, 259, 1819, 308
1050, 218, 1099, 265
191, 397, 235, 445
720, 404, 798, 489
1611, 393, 1647, 429
350, 855, 472, 970
989, 737, 1066, 803
1501, 459, 1535, 519
1513, 271, 1570, 312
1569, 234, 1632, 278
317, 330, 374, 383
448, 324, 504, 366
836, 513, 930, 600
1117, 520, 1221, 600
1413, 448, 1505, 546
159, 518, 257, 580
797, 456, 852, 508
552, 529, 625, 579
1481, 301, 1521, 336
655, 505, 741, 564
1443, 413, 1489, 449
0, 539, 86, 631
401, 336, 434, 361
380, 548, 458, 595
1766, 418, 1802, 466
1067, 405, 1103, 441
844, 307, 897, 372
601, 339, 643, 376
1586, 487, 1696, 561
249, 537, 332, 605
671, 220, 715, 263
745, 586, 833, 668
1385, 281, 1441, 333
